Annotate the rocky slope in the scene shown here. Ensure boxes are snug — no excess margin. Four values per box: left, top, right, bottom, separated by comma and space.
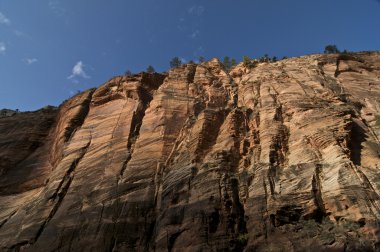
0, 52, 380, 251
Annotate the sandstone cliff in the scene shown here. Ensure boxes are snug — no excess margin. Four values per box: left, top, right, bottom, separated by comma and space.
0, 52, 380, 251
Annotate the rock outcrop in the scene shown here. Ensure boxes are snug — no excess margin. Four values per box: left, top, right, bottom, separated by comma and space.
0, 52, 380, 251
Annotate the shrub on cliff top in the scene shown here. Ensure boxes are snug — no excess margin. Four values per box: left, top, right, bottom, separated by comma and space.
243, 56, 255, 69
198, 56, 206, 63
231, 58, 237, 67
324, 44, 340, 54
146, 65, 155, 73
170, 57, 182, 68
125, 70, 132, 76
223, 56, 231, 70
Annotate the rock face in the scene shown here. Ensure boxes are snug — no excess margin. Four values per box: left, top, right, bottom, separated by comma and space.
0, 52, 380, 251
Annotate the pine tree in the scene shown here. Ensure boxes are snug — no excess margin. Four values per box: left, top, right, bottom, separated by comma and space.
243, 56, 253, 68
231, 59, 237, 67
146, 65, 155, 73
198, 56, 206, 63
324, 45, 340, 54
223, 56, 231, 70
170, 57, 182, 68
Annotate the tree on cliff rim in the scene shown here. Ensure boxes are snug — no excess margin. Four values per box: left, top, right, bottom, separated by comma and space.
324, 45, 340, 54
223, 56, 231, 70
243, 56, 255, 69
125, 70, 132, 76
223, 56, 237, 70
170, 57, 182, 68
231, 58, 237, 67
146, 65, 155, 73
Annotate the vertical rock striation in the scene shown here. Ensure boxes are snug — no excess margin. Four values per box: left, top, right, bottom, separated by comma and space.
0, 52, 380, 251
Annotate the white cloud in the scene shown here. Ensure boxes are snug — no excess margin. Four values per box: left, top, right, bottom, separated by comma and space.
23, 58, 38, 65
48, 0, 67, 17
180, 57, 187, 63
0, 42, 6, 54
13, 30, 24, 36
12, 30, 33, 40
177, 24, 185, 31
68, 61, 90, 80
193, 46, 205, 58
0, 12, 10, 25
69, 90, 81, 95
190, 30, 200, 39
188, 5, 205, 16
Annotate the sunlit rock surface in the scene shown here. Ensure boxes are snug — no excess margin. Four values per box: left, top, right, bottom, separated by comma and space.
0, 52, 380, 251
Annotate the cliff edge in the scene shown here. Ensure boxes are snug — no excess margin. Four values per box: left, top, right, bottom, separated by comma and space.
0, 52, 380, 251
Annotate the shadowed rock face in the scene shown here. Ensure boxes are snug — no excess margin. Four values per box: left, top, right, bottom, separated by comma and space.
0, 53, 380, 251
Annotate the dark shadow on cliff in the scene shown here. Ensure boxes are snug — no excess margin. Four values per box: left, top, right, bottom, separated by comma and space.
348, 120, 366, 166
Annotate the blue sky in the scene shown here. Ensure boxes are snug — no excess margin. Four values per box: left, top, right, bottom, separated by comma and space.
0, 0, 380, 111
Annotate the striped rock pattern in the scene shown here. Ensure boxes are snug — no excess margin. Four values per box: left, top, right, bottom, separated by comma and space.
0, 52, 379, 251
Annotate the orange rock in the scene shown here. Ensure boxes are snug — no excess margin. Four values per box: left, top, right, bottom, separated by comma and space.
0, 53, 380, 251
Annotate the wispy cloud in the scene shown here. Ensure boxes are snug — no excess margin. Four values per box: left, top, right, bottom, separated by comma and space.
190, 30, 200, 39
184, 6, 204, 41
68, 61, 90, 80
13, 30, 24, 36
188, 5, 205, 16
48, 0, 67, 17
13, 30, 28, 37
180, 57, 187, 63
12, 30, 34, 41
0, 42, 6, 54
193, 46, 205, 59
69, 90, 81, 96
177, 18, 186, 31
177, 24, 186, 31
0, 12, 10, 25
23, 58, 38, 65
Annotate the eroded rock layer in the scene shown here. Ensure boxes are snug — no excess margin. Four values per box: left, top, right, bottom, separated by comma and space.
0, 52, 380, 251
